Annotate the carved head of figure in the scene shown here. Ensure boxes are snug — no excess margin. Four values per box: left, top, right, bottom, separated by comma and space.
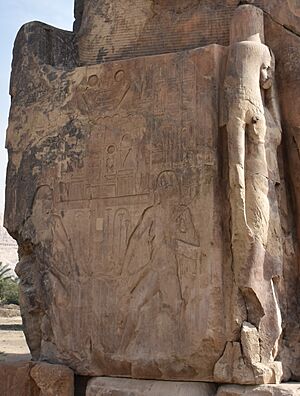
155, 170, 180, 205
230, 5, 265, 44
260, 50, 275, 90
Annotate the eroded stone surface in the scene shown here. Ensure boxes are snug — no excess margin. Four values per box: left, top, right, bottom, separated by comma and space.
30, 362, 74, 396
74, 0, 239, 64
241, 322, 260, 365
0, 361, 38, 396
216, 383, 300, 395
5, 0, 300, 385
86, 377, 217, 396
263, 9, 300, 384
73, 0, 300, 64
0, 361, 73, 396
8, 42, 228, 380
214, 5, 285, 385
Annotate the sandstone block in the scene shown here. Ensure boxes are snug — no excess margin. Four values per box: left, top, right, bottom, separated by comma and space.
30, 362, 74, 396
0, 361, 74, 396
216, 383, 300, 395
241, 322, 260, 365
0, 361, 38, 396
86, 377, 217, 396
6, 37, 229, 380
5, 0, 300, 385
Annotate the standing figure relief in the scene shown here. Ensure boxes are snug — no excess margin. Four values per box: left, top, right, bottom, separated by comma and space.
119, 170, 200, 354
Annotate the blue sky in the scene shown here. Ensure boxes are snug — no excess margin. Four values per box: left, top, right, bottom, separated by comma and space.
0, 0, 74, 214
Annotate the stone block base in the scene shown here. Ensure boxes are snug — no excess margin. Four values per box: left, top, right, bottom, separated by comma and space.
217, 383, 300, 395
0, 361, 74, 396
86, 377, 217, 395
0, 361, 38, 396
1, 367, 299, 395
86, 378, 300, 396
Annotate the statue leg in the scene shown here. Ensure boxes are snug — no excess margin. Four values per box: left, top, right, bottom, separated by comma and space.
227, 112, 254, 283
244, 115, 282, 363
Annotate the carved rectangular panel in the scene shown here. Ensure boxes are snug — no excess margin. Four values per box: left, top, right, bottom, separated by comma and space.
6, 45, 228, 380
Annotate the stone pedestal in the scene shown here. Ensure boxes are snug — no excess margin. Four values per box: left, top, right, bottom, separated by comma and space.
1, 366, 299, 395
0, 361, 38, 396
30, 362, 74, 396
86, 377, 217, 396
0, 361, 74, 396
217, 383, 300, 395
86, 378, 300, 396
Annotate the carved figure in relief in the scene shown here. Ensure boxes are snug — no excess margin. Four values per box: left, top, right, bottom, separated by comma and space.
113, 208, 131, 273
17, 185, 79, 360
221, 4, 283, 373
105, 144, 116, 175
119, 170, 200, 352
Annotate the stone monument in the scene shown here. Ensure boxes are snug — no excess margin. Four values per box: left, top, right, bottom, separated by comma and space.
4, 0, 300, 395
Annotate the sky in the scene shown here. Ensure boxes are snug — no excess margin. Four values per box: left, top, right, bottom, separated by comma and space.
0, 0, 75, 215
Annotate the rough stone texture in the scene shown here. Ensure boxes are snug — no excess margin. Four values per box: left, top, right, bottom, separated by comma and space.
86, 377, 217, 396
216, 383, 300, 395
30, 362, 74, 396
4, 0, 300, 387
8, 42, 228, 381
240, 322, 260, 365
0, 361, 73, 396
250, 0, 300, 37
0, 361, 39, 396
73, 0, 300, 64
87, 378, 300, 396
263, 10, 300, 384
74, 0, 239, 64
214, 5, 285, 385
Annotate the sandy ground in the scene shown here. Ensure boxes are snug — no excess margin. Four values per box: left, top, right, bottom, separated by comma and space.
0, 306, 31, 362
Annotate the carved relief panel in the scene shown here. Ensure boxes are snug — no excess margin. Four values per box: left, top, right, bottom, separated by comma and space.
12, 45, 227, 379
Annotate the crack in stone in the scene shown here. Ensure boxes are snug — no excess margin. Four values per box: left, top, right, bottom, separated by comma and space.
262, 7, 300, 39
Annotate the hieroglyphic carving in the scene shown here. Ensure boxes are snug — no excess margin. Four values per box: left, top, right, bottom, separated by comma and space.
77, 69, 132, 116
8, 40, 227, 379
6, 0, 300, 385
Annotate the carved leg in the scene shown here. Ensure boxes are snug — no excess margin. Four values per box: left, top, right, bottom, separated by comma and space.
119, 270, 159, 354
227, 115, 254, 282
259, 279, 282, 363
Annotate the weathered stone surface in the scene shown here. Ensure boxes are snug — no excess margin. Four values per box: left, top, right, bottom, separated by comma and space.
74, 0, 240, 64
216, 383, 300, 395
263, 10, 300, 384
0, 361, 38, 396
30, 362, 74, 396
86, 377, 217, 396
7, 41, 228, 381
240, 322, 260, 365
73, 0, 300, 64
251, 0, 300, 37
0, 361, 74, 396
4, 0, 300, 386
215, 4, 285, 385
